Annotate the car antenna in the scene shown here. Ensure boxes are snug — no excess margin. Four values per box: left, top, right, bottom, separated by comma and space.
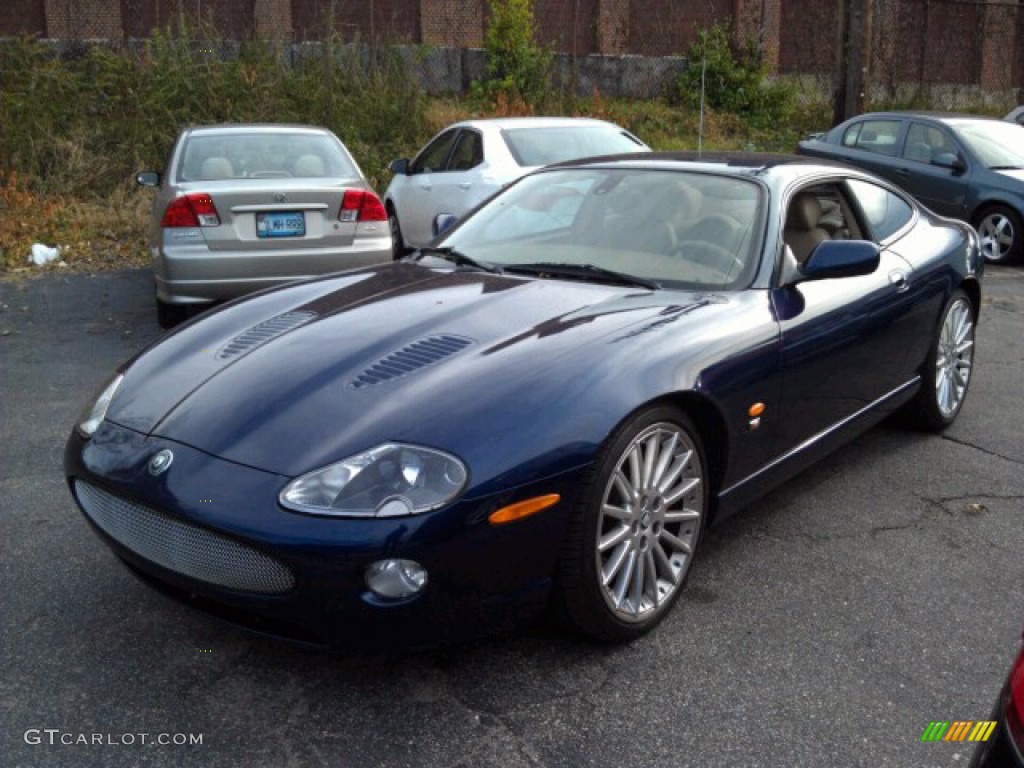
697, 47, 707, 158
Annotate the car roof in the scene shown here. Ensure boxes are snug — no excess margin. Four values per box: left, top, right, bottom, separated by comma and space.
184, 124, 334, 137
449, 116, 623, 131
551, 150, 855, 178
845, 111, 1006, 126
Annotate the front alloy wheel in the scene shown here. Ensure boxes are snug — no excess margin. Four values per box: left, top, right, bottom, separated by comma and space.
557, 407, 706, 642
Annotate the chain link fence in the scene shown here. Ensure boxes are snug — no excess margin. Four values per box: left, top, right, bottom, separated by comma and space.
2, 0, 1021, 99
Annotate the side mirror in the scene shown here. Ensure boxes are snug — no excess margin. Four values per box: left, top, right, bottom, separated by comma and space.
800, 240, 880, 281
136, 171, 161, 187
932, 152, 967, 174
389, 158, 410, 175
433, 213, 458, 237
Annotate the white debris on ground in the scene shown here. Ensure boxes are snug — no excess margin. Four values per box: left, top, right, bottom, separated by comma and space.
29, 243, 61, 266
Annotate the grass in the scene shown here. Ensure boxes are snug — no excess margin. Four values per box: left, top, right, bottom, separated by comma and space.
0, 27, 903, 276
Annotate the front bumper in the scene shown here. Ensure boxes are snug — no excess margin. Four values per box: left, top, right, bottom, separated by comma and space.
65, 422, 583, 651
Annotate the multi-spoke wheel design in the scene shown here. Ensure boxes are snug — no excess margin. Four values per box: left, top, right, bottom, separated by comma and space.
556, 407, 707, 642
934, 297, 974, 418
975, 206, 1022, 264
906, 289, 976, 431
596, 423, 702, 622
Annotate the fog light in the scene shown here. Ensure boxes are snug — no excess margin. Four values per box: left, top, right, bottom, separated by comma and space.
365, 559, 428, 599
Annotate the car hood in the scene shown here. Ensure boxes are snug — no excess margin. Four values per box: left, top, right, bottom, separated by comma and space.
107, 262, 710, 477
993, 168, 1024, 184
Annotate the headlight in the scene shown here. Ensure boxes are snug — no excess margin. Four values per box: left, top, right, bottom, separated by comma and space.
76, 373, 124, 438
279, 443, 468, 517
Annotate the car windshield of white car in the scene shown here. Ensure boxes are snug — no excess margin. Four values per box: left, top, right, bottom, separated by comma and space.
440, 168, 763, 291
178, 133, 359, 181
949, 121, 1024, 170
501, 126, 646, 167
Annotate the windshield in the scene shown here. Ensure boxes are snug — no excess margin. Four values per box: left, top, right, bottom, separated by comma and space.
178, 132, 358, 181
501, 125, 647, 167
949, 121, 1024, 169
439, 168, 763, 291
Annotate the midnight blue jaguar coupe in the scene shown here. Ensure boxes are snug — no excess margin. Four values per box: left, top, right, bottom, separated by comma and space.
66, 153, 982, 650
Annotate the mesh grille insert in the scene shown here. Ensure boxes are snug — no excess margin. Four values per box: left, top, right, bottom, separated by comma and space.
351, 335, 473, 388
218, 310, 315, 360
74, 481, 295, 594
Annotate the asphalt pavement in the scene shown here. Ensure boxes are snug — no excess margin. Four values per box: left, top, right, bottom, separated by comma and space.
1, 266, 1022, 768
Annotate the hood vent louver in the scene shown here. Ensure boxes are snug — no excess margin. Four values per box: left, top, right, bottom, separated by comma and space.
351, 335, 473, 388
218, 310, 317, 360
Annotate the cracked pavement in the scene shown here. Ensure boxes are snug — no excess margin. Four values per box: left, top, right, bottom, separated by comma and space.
2, 266, 1022, 767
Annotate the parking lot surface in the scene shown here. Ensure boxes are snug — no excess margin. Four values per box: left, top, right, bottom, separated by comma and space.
2, 266, 1022, 767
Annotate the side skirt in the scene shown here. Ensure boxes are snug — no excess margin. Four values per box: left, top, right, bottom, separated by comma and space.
713, 377, 921, 521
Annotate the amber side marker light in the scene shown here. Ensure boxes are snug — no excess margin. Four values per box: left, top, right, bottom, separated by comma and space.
489, 494, 561, 525
748, 402, 766, 417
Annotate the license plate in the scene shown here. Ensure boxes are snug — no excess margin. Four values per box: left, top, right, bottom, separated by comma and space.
256, 211, 305, 238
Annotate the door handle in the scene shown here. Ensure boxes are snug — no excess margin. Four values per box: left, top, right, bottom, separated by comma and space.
895, 168, 911, 175
458, 182, 472, 190
889, 270, 910, 292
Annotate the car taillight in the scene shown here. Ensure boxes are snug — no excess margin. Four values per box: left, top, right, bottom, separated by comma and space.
161, 194, 221, 228
1006, 643, 1024, 752
339, 189, 387, 223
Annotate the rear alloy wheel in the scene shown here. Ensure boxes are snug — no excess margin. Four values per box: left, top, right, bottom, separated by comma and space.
387, 205, 406, 261
907, 290, 975, 431
975, 205, 1022, 264
557, 407, 706, 642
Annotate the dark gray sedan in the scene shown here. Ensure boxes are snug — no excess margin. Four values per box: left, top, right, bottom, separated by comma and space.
798, 112, 1024, 264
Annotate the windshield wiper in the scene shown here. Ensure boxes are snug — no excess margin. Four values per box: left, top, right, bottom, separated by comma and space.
504, 262, 660, 290
413, 246, 503, 274
989, 165, 1024, 171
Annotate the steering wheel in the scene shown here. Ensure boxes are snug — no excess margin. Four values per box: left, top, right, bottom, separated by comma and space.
672, 240, 745, 280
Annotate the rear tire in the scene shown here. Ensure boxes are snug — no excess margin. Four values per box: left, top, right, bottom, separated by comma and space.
974, 205, 1022, 264
387, 204, 406, 261
555, 406, 707, 643
906, 289, 975, 431
156, 298, 187, 329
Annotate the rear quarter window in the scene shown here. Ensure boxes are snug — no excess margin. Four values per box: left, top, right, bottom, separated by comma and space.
846, 179, 914, 241
849, 120, 903, 157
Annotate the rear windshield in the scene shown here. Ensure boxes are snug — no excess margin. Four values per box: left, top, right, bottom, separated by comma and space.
501, 125, 647, 167
177, 132, 358, 181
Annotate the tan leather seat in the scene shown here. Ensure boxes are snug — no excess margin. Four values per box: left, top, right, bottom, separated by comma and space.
293, 154, 325, 177
784, 193, 830, 264
199, 157, 234, 180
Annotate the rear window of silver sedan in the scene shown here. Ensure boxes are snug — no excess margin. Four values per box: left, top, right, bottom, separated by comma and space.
178, 132, 359, 181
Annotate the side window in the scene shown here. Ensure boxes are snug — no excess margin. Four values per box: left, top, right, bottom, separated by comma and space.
842, 123, 862, 147
846, 179, 913, 242
782, 182, 860, 264
411, 130, 458, 174
903, 123, 957, 164
448, 131, 484, 171
851, 120, 902, 156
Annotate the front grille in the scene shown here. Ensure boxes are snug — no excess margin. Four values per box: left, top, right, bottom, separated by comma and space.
351, 334, 473, 388
218, 310, 315, 360
74, 481, 295, 594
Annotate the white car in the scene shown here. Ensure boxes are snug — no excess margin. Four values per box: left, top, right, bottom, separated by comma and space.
383, 117, 649, 256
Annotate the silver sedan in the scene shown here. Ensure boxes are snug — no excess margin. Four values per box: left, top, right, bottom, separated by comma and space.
383, 117, 649, 256
137, 124, 392, 327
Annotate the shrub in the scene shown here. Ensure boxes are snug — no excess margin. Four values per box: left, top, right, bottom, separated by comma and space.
475, 0, 553, 110
680, 24, 794, 129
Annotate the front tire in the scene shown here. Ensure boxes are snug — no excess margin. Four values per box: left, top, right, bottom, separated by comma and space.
556, 406, 707, 643
974, 205, 1022, 264
906, 289, 976, 431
